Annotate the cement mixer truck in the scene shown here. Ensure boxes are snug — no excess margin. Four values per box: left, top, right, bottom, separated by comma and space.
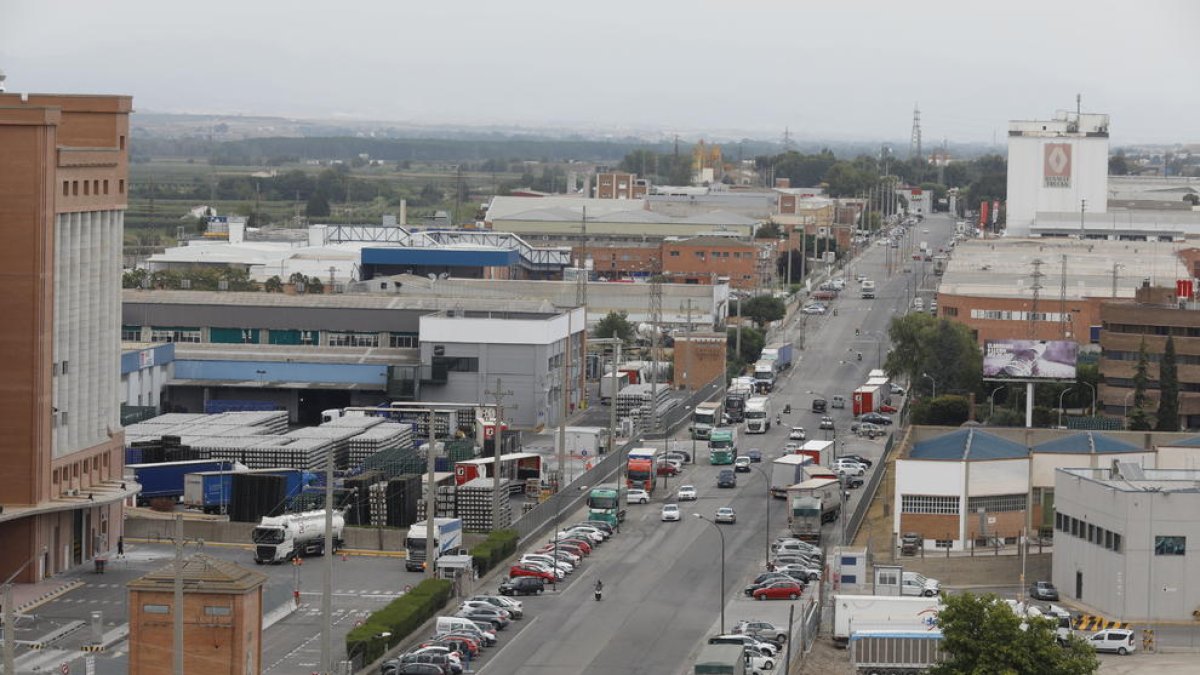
252, 509, 345, 564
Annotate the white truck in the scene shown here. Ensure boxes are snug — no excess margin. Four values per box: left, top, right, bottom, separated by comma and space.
599, 371, 631, 404
744, 396, 771, 434
832, 594, 942, 645
564, 426, 607, 456
787, 478, 842, 542
252, 509, 345, 564
405, 518, 464, 572
860, 279, 876, 299
770, 455, 813, 499
690, 401, 723, 441
752, 360, 776, 391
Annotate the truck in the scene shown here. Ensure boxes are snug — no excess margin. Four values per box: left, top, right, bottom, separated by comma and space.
183, 467, 314, 514
797, 440, 834, 466
752, 360, 777, 392
252, 509, 346, 564
800, 464, 840, 483
787, 478, 842, 541
127, 460, 245, 505
564, 426, 607, 456
724, 378, 755, 423
832, 594, 942, 645
690, 401, 723, 441
770, 455, 813, 498
586, 483, 627, 526
626, 447, 658, 492
932, 254, 948, 276
599, 370, 631, 404
849, 630, 944, 673
860, 279, 876, 299
853, 385, 880, 416
744, 396, 771, 434
694, 643, 746, 675
708, 427, 738, 465
760, 342, 795, 372
404, 518, 464, 572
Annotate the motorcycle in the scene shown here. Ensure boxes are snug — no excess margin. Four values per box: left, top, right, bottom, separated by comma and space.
594, 582, 603, 601
783, 403, 792, 414
857, 352, 862, 361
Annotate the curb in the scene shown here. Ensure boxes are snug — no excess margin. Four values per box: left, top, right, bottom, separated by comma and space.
14, 579, 85, 615
263, 598, 300, 630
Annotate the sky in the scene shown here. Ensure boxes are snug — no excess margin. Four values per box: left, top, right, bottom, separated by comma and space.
2, 0, 1198, 144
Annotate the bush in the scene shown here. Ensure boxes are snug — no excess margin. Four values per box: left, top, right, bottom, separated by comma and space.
471, 528, 518, 576
344, 578, 454, 664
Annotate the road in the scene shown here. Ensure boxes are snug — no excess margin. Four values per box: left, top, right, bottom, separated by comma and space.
477, 213, 961, 675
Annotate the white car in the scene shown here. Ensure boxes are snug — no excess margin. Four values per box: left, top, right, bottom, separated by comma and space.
788, 426, 806, 441
715, 507, 736, 524
1089, 628, 1136, 655
520, 555, 573, 575
802, 304, 827, 315
834, 461, 866, 477
661, 504, 681, 522
628, 488, 650, 504
458, 600, 512, 621
678, 485, 698, 501
465, 594, 523, 618
901, 572, 941, 597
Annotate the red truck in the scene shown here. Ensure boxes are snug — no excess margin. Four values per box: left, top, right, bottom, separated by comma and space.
853, 385, 880, 416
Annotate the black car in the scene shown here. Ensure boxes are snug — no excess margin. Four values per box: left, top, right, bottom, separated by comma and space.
578, 520, 614, 535
861, 412, 893, 426
746, 449, 763, 463
841, 454, 873, 468
841, 475, 864, 489
498, 576, 544, 596
1030, 580, 1060, 601
717, 469, 737, 488
383, 664, 446, 675
812, 398, 827, 413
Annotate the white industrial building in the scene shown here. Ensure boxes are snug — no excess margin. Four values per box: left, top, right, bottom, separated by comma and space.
1054, 464, 1200, 622
1006, 111, 1111, 237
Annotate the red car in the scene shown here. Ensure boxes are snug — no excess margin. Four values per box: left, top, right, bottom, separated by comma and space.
879, 404, 898, 414
657, 462, 680, 477
553, 537, 592, 554
509, 564, 555, 581
752, 581, 804, 601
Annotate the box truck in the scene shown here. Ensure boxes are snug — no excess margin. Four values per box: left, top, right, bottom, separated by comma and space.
760, 342, 794, 372
853, 386, 879, 416
599, 370, 631, 404
404, 518, 464, 572
184, 467, 313, 514
252, 509, 345, 563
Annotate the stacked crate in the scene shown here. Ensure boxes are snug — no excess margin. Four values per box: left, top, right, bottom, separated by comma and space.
384, 474, 422, 528
281, 427, 360, 470
343, 470, 383, 526
368, 481, 390, 526
344, 422, 414, 467
455, 478, 511, 531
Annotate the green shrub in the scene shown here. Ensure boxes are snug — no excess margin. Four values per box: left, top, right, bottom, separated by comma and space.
344, 578, 454, 665
471, 528, 518, 575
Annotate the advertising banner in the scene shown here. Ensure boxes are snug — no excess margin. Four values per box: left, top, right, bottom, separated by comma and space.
979, 201, 989, 232
983, 339, 1078, 381
1043, 143, 1073, 188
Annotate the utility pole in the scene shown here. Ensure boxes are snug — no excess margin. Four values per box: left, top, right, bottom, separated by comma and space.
173, 514, 184, 675
1029, 259, 1045, 339
608, 341, 621, 458
685, 300, 697, 465
320, 431, 335, 674
486, 379, 515, 526
649, 256, 663, 455
1059, 255, 1069, 339
424, 408, 438, 580
577, 207, 588, 308
557, 311, 575, 492
734, 294, 742, 364
1079, 198, 1087, 238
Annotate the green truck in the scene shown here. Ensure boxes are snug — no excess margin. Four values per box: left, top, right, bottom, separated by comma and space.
586, 483, 626, 526
708, 427, 738, 465
694, 643, 746, 675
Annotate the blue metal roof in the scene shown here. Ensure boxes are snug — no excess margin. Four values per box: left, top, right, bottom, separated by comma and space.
1170, 435, 1200, 447
1033, 432, 1140, 455
910, 428, 1029, 461
361, 247, 518, 267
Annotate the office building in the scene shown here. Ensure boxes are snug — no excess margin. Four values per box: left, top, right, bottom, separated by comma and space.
595, 171, 649, 200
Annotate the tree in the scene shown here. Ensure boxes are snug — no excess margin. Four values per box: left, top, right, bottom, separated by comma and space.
306, 191, 331, 218
1108, 152, 1130, 176
307, 276, 325, 294
1155, 336, 1179, 431
594, 311, 635, 344
776, 249, 805, 284
1128, 337, 1153, 430
726, 326, 764, 378
884, 314, 981, 398
931, 592, 1098, 675
755, 221, 782, 239
911, 395, 972, 426
264, 276, 284, 293
739, 295, 786, 329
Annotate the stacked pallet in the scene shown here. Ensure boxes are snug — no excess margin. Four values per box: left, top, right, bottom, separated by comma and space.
455, 478, 512, 531
343, 470, 383, 526
415, 483, 456, 520
344, 422, 414, 467
360, 446, 425, 479
280, 427, 361, 470
368, 481, 390, 526
384, 474, 422, 528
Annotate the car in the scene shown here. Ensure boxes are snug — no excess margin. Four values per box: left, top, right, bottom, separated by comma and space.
819, 416, 835, 430
746, 448, 763, 463
663, 451, 690, 465
788, 426, 806, 441
717, 469, 737, 488
423, 636, 478, 658
812, 398, 828, 413
578, 520, 615, 535
833, 460, 866, 477
734, 456, 752, 473
409, 647, 464, 674
1089, 628, 1137, 655
747, 572, 795, 591
466, 622, 499, 645
890, 383, 907, 396
458, 601, 512, 622
661, 504, 681, 522
677, 485, 697, 501
708, 634, 780, 657
861, 412, 893, 426
783, 442, 802, 455
535, 545, 580, 565
744, 647, 776, 672
1029, 581, 1060, 601
734, 619, 789, 644
901, 572, 940, 597
715, 507, 736, 524
854, 422, 884, 438
508, 564, 556, 582
498, 576, 544, 596
560, 528, 604, 544
553, 536, 592, 554
752, 580, 804, 601
841, 454, 873, 468
465, 594, 523, 619
775, 563, 821, 582
879, 403, 898, 414
455, 606, 510, 630
628, 488, 650, 504
773, 538, 821, 556
520, 555, 572, 575
802, 304, 827, 315
382, 657, 451, 675
568, 524, 610, 540
657, 460, 681, 476
841, 475, 864, 489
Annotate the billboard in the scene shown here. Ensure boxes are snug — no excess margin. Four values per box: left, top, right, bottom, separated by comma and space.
983, 340, 1077, 381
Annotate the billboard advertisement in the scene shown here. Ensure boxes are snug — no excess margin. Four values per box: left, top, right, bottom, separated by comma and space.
1043, 143, 1072, 188
983, 340, 1077, 381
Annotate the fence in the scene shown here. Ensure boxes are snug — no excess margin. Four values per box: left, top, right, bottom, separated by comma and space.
842, 429, 899, 545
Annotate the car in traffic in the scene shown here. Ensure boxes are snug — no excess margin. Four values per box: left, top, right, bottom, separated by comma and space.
1029, 580, 1060, 601
715, 507, 736, 524
734, 456, 752, 473
661, 504, 681, 522
752, 580, 804, 601
802, 303, 827, 315
1089, 628, 1136, 655
789, 426, 806, 440
746, 448, 763, 463
677, 484, 697, 501
819, 416, 835, 430
717, 469, 737, 488
860, 412, 893, 426
498, 576, 544, 596
628, 488, 650, 504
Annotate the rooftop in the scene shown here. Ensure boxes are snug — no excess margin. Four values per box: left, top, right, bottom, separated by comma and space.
127, 553, 267, 594
909, 428, 1029, 461
1032, 432, 1141, 455
122, 289, 553, 314
1060, 465, 1200, 493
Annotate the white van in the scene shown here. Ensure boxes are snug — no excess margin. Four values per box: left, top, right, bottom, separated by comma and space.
435, 616, 479, 635
900, 572, 940, 597
912, 297, 924, 311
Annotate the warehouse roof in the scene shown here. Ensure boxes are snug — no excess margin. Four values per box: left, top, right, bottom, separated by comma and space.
909, 428, 1029, 461
1033, 432, 1141, 455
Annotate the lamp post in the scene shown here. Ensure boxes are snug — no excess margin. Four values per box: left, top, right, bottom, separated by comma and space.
4, 547, 48, 674
693, 514, 727, 634
749, 464, 772, 563
1080, 381, 1097, 417
988, 385, 1005, 420
922, 373, 937, 399
1057, 388, 1075, 428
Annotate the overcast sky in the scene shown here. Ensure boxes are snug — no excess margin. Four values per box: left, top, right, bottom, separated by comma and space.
3, 0, 1198, 144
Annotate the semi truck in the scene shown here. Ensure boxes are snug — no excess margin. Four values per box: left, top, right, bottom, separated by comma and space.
744, 396, 771, 434
183, 467, 314, 514
708, 428, 738, 465
694, 643, 746, 675
564, 427, 607, 456
127, 460, 245, 505
724, 378, 756, 423
860, 279, 876, 299
252, 509, 346, 564
770, 455, 813, 498
787, 478, 842, 541
404, 518, 464, 572
760, 342, 794, 371
599, 370, 631, 404
627, 447, 658, 491
586, 483, 627, 526
853, 386, 880, 416
690, 401, 723, 440
849, 630, 944, 673
832, 594, 942, 645
752, 360, 777, 392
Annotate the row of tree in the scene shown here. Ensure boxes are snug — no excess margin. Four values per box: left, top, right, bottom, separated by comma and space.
122, 268, 326, 294
1127, 336, 1181, 431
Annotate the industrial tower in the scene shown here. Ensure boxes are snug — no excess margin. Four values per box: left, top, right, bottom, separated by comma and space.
910, 105, 923, 160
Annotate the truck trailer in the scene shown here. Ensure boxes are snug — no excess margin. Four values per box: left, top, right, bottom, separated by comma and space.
787, 478, 842, 541
599, 371, 631, 404
183, 467, 313, 514
796, 440, 834, 466
404, 518, 464, 572
852, 386, 879, 416
770, 455, 813, 499
127, 460, 245, 505
850, 630, 944, 674
832, 594, 942, 645
252, 509, 346, 563
693, 643, 746, 675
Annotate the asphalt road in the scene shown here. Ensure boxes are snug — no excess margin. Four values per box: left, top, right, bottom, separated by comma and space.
476, 214, 961, 675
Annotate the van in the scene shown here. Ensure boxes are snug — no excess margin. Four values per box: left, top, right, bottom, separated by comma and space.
912, 297, 924, 311
831, 395, 846, 409
435, 616, 478, 635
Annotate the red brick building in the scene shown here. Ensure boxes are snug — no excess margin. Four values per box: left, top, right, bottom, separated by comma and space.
662, 237, 761, 290
673, 332, 728, 391
595, 172, 648, 200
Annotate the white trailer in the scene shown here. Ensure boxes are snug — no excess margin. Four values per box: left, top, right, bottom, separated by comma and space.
252, 509, 345, 564
564, 426, 607, 456
850, 630, 944, 673
832, 594, 942, 645
599, 371, 631, 404
405, 518, 464, 572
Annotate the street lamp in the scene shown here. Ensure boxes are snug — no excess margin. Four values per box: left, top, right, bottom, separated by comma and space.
1057, 388, 1075, 428
4, 546, 48, 673
1080, 381, 1097, 417
988, 385, 1005, 420
693, 513, 727, 634
922, 373, 937, 399
749, 464, 772, 563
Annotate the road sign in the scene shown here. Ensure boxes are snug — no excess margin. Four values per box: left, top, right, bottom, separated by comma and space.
60, 663, 70, 675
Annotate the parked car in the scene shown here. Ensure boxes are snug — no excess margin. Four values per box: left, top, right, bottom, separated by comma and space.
535, 545, 580, 565
1029, 580, 1060, 601
833, 459, 866, 476
734, 456, 752, 473
664, 451, 690, 465
861, 412, 893, 426
520, 554, 572, 575
775, 563, 821, 582
458, 601, 512, 622
465, 595, 522, 619
408, 647, 463, 674
508, 564, 556, 582
855, 422, 884, 439
628, 488, 650, 504
382, 657, 452, 675
657, 461, 680, 477
678, 485, 698, 501
789, 426, 807, 441
819, 416, 835, 430
879, 403, 898, 414
746, 448, 763, 463
734, 619, 789, 644
752, 581, 804, 601
718, 469, 737, 488
578, 520, 614, 535
841, 454, 873, 468
900, 572, 940, 597
661, 504, 681, 522
889, 383, 907, 396
747, 572, 795, 591
1089, 628, 1137, 655
708, 634, 780, 657
841, 475, 864, 489
498, 576, 544, 596
715, 507, 736, 524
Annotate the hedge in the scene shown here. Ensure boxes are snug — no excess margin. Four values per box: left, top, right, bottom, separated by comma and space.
469, 528, 519, 576
344, 578, 454, 665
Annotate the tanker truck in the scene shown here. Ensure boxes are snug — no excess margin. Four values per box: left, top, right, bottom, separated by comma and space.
252, 509, 345, 564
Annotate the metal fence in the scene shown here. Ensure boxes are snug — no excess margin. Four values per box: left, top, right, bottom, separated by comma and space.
842, 430, 899, 545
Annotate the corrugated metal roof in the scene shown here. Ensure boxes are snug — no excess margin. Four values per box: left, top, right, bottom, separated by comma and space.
1033, 432, 1141, 455
910, 428, 1028, 461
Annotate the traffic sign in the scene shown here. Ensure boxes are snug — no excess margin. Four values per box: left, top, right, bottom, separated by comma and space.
60, 663, 70, 675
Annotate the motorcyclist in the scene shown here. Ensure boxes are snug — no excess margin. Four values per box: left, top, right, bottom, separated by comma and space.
775, 414, 782, 426
595, 580, 603, 600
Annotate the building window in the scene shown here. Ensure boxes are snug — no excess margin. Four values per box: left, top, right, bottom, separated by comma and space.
328, 331, 380, 348
143, 604, 170, 614
943, 306, 958, 317
204, 606, 232, 616
901, 494, 960, 515
120, 135, 126, 150
150, 327, 201, 343
103, 179, 110, 195
93, 180, 100, 195
669, 251, 680, 257
389, 332, 418, 349
935, 539, 953, 549
1113, 533, 1122, 553
119, 179, 125, 194
967, 494, 1026, 513
1155, 536, 1186, 556
122, 325, 143, 341
63, 181, 70, 197
83, 180, 89, 196
442, 357, 479, 373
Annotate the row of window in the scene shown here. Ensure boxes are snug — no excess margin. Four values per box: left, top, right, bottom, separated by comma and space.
132, 326, 417, 349
1106, 350, 1200, 366
967, 493, 1027, 513
1105, 323, 1200, 338
1056, 511, 1123, 553
144, 604, 230, 616
679, 250, 751, 260
62, 178, 125, 198
901, 494, 960, 515
970, 309, 1068, 322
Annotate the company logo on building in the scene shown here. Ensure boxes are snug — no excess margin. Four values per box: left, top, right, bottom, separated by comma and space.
1043, 143, 1072, 188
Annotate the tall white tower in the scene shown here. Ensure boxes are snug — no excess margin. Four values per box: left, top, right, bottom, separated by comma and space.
1005, 109, 1109, 236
